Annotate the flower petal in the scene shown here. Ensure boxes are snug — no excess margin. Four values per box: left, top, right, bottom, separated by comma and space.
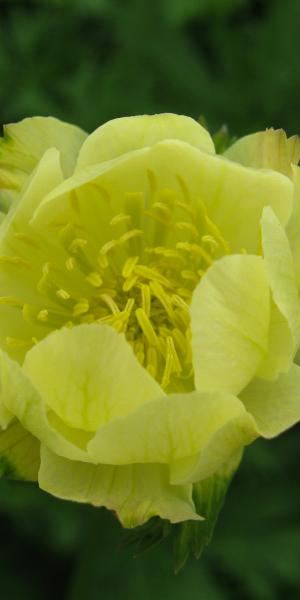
171, 411, 256, 485
32, 140, 293, 255
286, 165, 300, 288
76, 113, 215, 169
0, 148, 65, 362
38, 445, 200, 527
224, 128, 300, 178
23, 324, 162, 432
0, 349, 90, 462
0, 116, 87, 195
191, 254, 270, 395
240, 363, 300, 437
258, 207, 300, 378
0, 420, 40, 481
88, 390, 258, 484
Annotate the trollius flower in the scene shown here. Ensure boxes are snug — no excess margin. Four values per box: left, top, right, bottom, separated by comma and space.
0, 114, 300, 536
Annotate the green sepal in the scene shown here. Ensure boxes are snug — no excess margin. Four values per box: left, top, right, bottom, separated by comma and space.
0, 420, 40, 481
213, 125, 237, 154
173, 451, 242, 572
121, 517, 172, 557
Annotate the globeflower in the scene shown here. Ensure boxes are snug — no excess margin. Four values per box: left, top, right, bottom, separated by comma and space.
0, 114, 300, 550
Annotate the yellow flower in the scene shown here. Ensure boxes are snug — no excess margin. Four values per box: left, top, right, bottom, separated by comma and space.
0, 115, 300, 536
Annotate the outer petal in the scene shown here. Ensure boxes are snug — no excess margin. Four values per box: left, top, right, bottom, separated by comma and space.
240, 363, 300, 438
0, 116, 87, 204
0, 148, 65, 362
88, 390, 258, 484
224, 128, 300, 178
23, 324, 162, 432
286, 165, 300, 288
76, 113, 215, 169
171, 411, 257, 485
258, 207, 300, 378
31, 140, 293, 255
191, 255, 270, 395
0, 420, 40, 481
0, 349, 90, 462
38, 445, 200, 528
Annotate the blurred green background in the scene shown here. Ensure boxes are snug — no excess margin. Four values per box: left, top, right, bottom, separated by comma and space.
1, 0, 300, 598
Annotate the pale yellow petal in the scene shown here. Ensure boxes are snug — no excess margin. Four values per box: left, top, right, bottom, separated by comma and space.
76, 113, 215, 169
191, 255, 270, 395
39, 445, 200, 527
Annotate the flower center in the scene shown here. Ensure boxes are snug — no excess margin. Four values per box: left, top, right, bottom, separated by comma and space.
0, 173, 230, 391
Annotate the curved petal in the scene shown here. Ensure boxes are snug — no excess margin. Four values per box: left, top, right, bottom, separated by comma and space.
88, 390, 258, 484
76, 113, 215, 169
224, 128, 300, 178
191, 254, 270, 395
258, 207, 300, 378
286, 165, 300, 288
31, 140, 293, 255
0, 116, 87, 194
0, 349, 90, 462
0, 420, 40, 481
171, 412, 256, 485
23, 324, 162, 432
1, 147, 64, 237
38, 445, 200, 527
0, 148, 65, 362
240, 363, 300, 438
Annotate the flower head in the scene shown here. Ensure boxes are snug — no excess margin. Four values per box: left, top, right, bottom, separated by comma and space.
0, 114, 300, 545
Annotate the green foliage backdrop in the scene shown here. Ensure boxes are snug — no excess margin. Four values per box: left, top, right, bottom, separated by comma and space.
0, 1, 300, 598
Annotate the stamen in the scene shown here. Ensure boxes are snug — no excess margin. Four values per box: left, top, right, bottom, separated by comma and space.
110, 213, 131, 226
176, 242, 213, 265
119, 229, 143, 244
146, 346, 158, 378
0, 296, 23, 307
0, 256, 31, 269
14, 233, 39, 248
73, 299, 90, 317
150, 280, 175, 322
100, 294, 120, 315
134, 265, 172, 288
181, 270, 199, 283
205, 216, 231, 254
37, 309, 49, 322
135, 308, 158, 346
6, 336, 33, 349
66, 257, 77, 271
69, 238, 87, 253
140, 284, 151, 317
176, 174, 191, 204
56, 289, 71, 300
85, 272, 103, 288
175, 222, 199, 238
122, 256, 139, 278
122, 274, 138, 292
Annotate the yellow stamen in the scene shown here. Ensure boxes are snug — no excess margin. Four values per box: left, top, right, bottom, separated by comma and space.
135, 308, 158, 346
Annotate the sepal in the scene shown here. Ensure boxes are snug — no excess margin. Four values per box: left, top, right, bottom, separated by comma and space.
173, 451, 242, 572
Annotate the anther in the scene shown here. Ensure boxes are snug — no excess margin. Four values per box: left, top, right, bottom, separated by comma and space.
122, 256, 139, 278
56, 289, 71, 300
135, 308, 158, 346
110, 213, 131, 226
85, 272, 103, 288
73, 299, 90, 317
